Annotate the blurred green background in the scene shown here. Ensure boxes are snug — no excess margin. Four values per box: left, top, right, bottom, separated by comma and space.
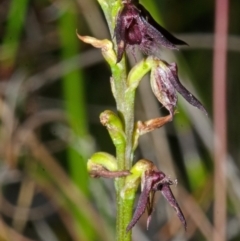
0, 0, 239, 240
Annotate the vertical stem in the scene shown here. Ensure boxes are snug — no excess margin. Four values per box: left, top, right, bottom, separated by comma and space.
213, 0, 229, 241
97, 1, 137, 240
113, 60, 135, 241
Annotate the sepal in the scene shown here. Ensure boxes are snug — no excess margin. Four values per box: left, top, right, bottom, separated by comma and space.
77, 33, 117, 65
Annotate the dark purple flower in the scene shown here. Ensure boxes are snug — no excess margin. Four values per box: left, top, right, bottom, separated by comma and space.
115, 0, 187, 62
150, 61, 208, 117
126, 169, 187, 232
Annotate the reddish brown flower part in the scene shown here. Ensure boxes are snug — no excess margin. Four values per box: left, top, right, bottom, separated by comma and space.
126, 169, 187, 232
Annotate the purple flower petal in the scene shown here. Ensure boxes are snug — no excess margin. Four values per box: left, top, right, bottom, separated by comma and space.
168, 63, 208, 115
159, 183, 187, 230
126, 177, 153, 232
139, 17, 178, 50
136, 2, 187, 47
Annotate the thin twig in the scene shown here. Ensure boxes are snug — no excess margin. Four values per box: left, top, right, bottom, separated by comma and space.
213, 0, 229, 241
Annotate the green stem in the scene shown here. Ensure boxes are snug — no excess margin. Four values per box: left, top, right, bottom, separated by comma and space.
115, 70, 135, 241
97, 1, 136, 240
111, 56, 134, 241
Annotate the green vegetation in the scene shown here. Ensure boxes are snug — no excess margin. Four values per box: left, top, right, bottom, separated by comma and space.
0, 0, 238, 241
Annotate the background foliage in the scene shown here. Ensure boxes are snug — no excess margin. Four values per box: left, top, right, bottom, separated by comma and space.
0, 0, 239, 240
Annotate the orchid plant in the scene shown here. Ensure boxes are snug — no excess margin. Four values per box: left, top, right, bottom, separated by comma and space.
78, 0, 207, 240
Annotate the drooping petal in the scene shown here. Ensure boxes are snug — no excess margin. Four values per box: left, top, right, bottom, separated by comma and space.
168, 63, 208, 115
126, 176, 153, 232
159, 183, 187, 230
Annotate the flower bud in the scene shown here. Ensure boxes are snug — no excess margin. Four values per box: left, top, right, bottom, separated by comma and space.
127, 56, 155, 92
87, 152, 130, 178
150, 60, 177, 117
100, 110, 126, 147
88, 152, 117, 172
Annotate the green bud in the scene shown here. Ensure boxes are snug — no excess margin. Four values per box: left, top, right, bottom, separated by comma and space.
88, 152, 130, 178
100, 110, 126, 147
127, 56, 155, 92
88, 152, 118, 172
